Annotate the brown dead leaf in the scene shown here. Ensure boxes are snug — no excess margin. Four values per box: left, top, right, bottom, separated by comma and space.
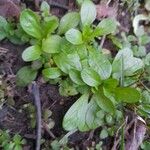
125, 119, 146, 150
0, 0, 20, 18
96, 4, 117, 20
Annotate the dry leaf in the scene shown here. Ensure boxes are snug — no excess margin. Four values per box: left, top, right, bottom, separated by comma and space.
0, 0, 20, 18
96, 4, 117, 20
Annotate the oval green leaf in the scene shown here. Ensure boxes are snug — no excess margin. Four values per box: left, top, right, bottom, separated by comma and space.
22, 45, 41, 62
81, 68, 102, 87
80, 0, 96, 26
63, 93, 89, 131
69, 69, 85, 85
42, 35, 62, 53
114, 87, 141, 103
58, 12, 80, 35
16, 66, 37, 87
20, 9, 42, 39
94, 18, 117, 36
89, 51, 112, 80
65, 28, 83, 45
42, 67, 62, 79
93, 91, 115, 114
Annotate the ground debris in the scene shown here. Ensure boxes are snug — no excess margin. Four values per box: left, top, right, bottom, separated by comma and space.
0, 0, 20, 18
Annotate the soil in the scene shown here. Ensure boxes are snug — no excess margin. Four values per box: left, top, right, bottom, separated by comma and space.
0, 0, 149, 150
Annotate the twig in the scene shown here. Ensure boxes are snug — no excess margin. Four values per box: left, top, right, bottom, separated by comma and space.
140, 81, 150, 93
32, 82, 41, 150
42, 121, 56, 139
100, 35, 106, 48
49, 1, 69, 10
59, 129, 77, 145
87, 130, 95, 140
111, 117, 128, 150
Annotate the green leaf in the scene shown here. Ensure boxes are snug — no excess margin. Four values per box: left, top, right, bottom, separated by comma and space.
42, 67, 62, 79
0, 16, 7, 28
16, 66, 37, 87
59, 79, 78, 97
54, 52, 72, 74
67, 51, 82, 71
54, 50, 82, 73
42, 16, 59, 36
94, 18, 117, 36
100, 129, 108, 139
133, 46, 146, 57
0, 32, 7, 41
103, 78, 119, 90
81, 68, 102, 87
40, 1, 50, 16
80, 0, 96, 26
144, 53, 150, 66
65, 29, 83, 45
63, 93, 89, 131
0, 16, 7, 40
114, 87, 141, 103
42, 35, 62, 53
138, 105, 150, 115
93, 91, 115, 114
20, 9, 42, 39
58, 12, 80, 35
139, 34, 150, 45
89, 51, 112, 79
22, 45, 41, 62
112, 48, 144, 78
142, 90, 150, 104
85, 99, 102, 129
69, 69, 85, 85
76, 0, 84, 5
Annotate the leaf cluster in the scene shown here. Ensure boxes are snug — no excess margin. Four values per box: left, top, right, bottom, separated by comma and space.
0, 130, 26, 150
15, 1, 145, 132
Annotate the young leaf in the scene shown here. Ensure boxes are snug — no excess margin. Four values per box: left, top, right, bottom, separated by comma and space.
54, 52, 72, 74
42, 16, 59, 36
112, 48, 144, 78
69, 69, 85, 85
42, 35, 62, 53
58, 12, 80, 35
65, 28, 83, 45
40, 1, 50, 16
42, 68, 62, 79
93, 90, 115, 114
85, 99, 102, 129
54, 50, 82, 73
103, 78, 119, 90
89, 51, 112, 79
59, 79, 78, 97
20, 9, 42, 39
94, 18, 117, 36
67, 51, 82, 71
80, 0, 96, 26
63, 93, 89, 131
100, 129, 108, 139
16, 66, 37, 87
114, 87, 141, 103
22, 45, 41, 62
81, 68, 102, 87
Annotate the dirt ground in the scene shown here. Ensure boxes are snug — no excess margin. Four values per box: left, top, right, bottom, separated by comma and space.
0, 0, 149, 149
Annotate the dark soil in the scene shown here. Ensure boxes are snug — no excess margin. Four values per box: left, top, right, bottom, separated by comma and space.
0, 0, 149, 150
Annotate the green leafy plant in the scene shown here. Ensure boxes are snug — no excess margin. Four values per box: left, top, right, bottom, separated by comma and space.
0, 130, 26, 150
15, 1, 145, 133
0, 16, 30, 45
